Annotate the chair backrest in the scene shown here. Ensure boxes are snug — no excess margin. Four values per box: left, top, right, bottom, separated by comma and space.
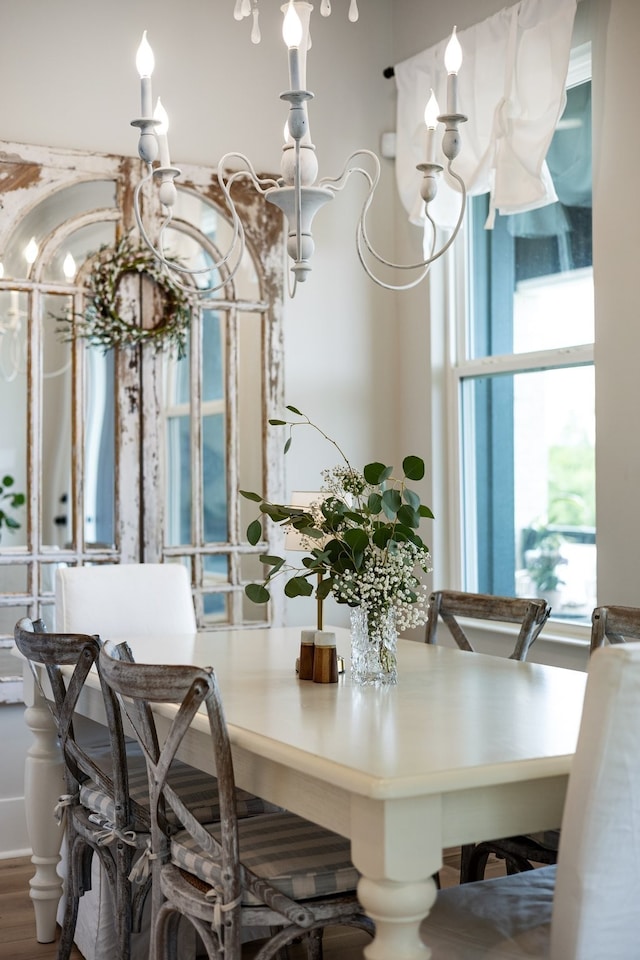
424, 590, 551, 661
589, 604, 640, 655
550, 642, 640, 959
56, 563, 197, 638
98, 642, 244, 956
13, 617, 133, 831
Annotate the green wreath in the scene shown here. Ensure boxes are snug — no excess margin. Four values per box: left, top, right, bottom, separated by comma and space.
60, 236, 192, 358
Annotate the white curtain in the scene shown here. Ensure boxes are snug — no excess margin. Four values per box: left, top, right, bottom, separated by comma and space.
394, 0, 578, 229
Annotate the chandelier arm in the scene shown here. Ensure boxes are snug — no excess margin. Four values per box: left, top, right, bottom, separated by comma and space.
355, 228, 430, 291
133, 165, 245, 295
317, 148, 380, 195
356, 161, 467, 278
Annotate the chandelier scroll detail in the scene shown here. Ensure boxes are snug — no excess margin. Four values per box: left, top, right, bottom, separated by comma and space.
131, 2, 468, 298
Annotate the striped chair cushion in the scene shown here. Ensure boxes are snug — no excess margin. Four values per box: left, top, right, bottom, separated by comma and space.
80, 747, 277, 828
171, 811, 360, 902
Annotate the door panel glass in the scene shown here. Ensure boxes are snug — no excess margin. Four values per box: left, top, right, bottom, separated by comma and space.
41, 293, 72, 549
84, 347, 116, 548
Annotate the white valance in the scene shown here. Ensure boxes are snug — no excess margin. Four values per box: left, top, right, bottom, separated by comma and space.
394, 0, 578, 229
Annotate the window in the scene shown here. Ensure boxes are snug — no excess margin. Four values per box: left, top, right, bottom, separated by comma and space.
455, 71, 594, 622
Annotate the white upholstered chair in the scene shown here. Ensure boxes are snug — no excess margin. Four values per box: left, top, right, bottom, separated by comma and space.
55, 562, 197, 637
54, 563, 197, 959
420, 641, 640, 959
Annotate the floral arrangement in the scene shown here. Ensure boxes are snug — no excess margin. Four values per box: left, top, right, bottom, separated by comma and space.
57, 235, 192, 357
241, 406, 434, 631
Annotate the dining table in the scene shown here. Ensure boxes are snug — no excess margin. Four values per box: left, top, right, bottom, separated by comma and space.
17, 625, 587, 960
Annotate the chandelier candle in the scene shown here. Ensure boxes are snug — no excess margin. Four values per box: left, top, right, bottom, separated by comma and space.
445, 26, 463, 115
284, 1, 303, 91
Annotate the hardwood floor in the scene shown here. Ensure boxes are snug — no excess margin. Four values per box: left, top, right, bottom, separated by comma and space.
0, 850, 508, 959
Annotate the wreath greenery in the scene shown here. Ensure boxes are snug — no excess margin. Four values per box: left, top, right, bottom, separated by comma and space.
59, 235, 192, 357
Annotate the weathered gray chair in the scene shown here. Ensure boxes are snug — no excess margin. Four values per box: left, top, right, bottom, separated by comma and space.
99, 641, 374, 960
424, 590, 555, 882
590, 603, 640, 654
424, 590, 551, 661
14, 618, 147, 960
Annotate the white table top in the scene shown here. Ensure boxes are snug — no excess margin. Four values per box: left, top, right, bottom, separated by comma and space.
118, 626, 586, 804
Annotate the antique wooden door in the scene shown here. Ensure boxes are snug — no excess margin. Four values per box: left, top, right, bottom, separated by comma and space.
0, 140, 285, 699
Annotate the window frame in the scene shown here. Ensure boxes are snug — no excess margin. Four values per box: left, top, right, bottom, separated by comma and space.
432, 44, 594, 638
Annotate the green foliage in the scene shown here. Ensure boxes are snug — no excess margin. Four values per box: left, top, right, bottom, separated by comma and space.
525, 532, 567, 593
240, 407, 434, 628
0, 474, 25, 538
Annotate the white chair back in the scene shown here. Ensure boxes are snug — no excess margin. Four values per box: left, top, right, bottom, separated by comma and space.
55, 563, 196, 638
550, 640, 640, 959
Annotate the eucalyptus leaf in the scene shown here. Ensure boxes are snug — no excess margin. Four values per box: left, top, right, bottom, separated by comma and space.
247, 519, 263, 545
240, 489, 264, 503
316, 576, 335, 600
343, 528, 369, 553
284, 576, 314, 598
403, 489, 420, 511
397, 504, 420, 528
286, 404, 303, 416
245, 583, 271, 604
402, 455, 425, 481
381, 488, 402, 518
364, 462, 393, 485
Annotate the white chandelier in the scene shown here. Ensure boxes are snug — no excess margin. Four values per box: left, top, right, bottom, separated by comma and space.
131, 1, 467, 298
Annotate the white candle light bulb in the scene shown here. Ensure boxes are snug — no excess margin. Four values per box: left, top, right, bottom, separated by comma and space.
283, 2, 303, 90
25, 237, 38, 264
424, 89, 440, 163
348, 0, 359, 23
136, 31, 155, 78
283, 2, 303, 48
63, 252, 76, 280
445, 26, 462, 74
320, 0, 331, 14
154, 97, 169, 136
136, 31, 155, 119
424, 89, 439, 129
444, 26, 462, 114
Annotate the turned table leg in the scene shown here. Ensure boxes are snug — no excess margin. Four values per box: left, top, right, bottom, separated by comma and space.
23, 673, 65, 942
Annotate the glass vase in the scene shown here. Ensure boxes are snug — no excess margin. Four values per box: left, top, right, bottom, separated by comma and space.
350, 607, 398, 686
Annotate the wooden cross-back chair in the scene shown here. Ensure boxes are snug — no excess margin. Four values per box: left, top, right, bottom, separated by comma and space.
423, 590, 555, 883
424, 589, 551, 661
590, 604, 640, 654
14, 617, 150, 960
99, 640, 374, 960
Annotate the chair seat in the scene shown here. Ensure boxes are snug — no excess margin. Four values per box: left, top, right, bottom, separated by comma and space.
81, 746, 278, 830
171, 811, 361, 902
422, 865, 555, 959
